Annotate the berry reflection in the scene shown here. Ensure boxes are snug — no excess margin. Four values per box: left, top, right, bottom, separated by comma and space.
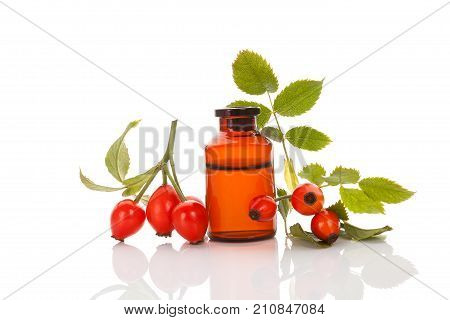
91, 237, 416, 300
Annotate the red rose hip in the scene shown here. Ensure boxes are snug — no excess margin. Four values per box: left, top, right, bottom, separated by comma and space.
311, 210, 340, 244
111, 199, 146, 241
171, 200, 208, 244
186, 195, 204, 205
146, 185, 181, 237
248, 195, 277, 222
291, 183, 324, 215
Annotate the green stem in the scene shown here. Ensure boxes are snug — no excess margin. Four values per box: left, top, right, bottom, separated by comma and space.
134, 164, 162, 203
267, 93, 290, 162
134, 120, 178, 203
163, 120, 182, 187
267, 93, 296, 237
267, 92, 298, 189
163, 165, 186, 201
274, 194, 292, 202
169, 156, 180, 187
162, 168, 167, 185
320, 183, 330, 188
283, 219, 289, 236
163, 120, 178, 162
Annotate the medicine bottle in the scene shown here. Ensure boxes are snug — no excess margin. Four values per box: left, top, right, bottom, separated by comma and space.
205, 107, 276, 241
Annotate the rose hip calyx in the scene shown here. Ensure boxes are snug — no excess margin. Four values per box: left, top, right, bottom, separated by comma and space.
303, 192, 317, 205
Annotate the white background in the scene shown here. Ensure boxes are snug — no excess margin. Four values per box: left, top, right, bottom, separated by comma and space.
0, 0, 449, 311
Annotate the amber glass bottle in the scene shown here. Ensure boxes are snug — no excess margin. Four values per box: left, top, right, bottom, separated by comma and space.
205, 107, 276, 241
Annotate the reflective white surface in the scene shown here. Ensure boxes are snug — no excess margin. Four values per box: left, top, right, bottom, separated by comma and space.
86, 236, 420, 300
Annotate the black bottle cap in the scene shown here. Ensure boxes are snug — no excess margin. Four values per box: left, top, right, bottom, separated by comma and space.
215, 107, 260, 117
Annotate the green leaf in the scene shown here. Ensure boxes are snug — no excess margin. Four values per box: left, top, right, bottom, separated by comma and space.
121, 167, 158, 197
327, 200, 349, 221
343, 222, 393, 241
324, 166, 360, 186
273, 80, 323, 116
340, 186, 385, 214
284, 158, 299, 191
277, 188, 291, 220
298, 163, 326, 186
285, 126, 331, 151
122, 183, 146, 197
228, 100, 272, 128
79, 170, 124, 192
359, 177, 414, 204
105, 120, 140, 182
123, 171, 151, 186
232, 50, 279, 95
290, 223, 328, 246
261, 126, 283, 142
122, 173, 150, 196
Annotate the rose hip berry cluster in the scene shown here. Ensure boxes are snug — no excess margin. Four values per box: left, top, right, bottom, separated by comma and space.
111, 186, 208, 244
108, 120, 208, 245
81, 120, 210, 245
110, 186, 207, 244
249, 183, 340, 244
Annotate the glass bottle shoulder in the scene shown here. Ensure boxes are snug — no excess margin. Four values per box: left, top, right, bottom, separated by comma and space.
205, 131, 273, 167
205, 131, 272, 149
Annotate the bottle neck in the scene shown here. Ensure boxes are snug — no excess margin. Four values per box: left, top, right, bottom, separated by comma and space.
219, 116, 256, 133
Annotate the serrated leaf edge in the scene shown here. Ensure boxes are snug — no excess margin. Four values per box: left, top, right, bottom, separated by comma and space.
327, 200, 349, 221
340, 186, 385, 214
324, 166, 360, 186
273, 79, 323, 117
343, 222, 393, 241
285, 126, 332, 151
232, 50, 279, 95
79, 169, 124, 192
298, 163, 326, 186
105, 120, 141, 182
359, 177, 415, 204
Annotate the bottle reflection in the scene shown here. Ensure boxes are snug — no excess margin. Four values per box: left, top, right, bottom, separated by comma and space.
209, 238, 279, 299
94, 236, 416, 300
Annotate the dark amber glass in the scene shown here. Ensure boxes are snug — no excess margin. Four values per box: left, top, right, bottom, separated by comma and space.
205, 108, 276, 241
